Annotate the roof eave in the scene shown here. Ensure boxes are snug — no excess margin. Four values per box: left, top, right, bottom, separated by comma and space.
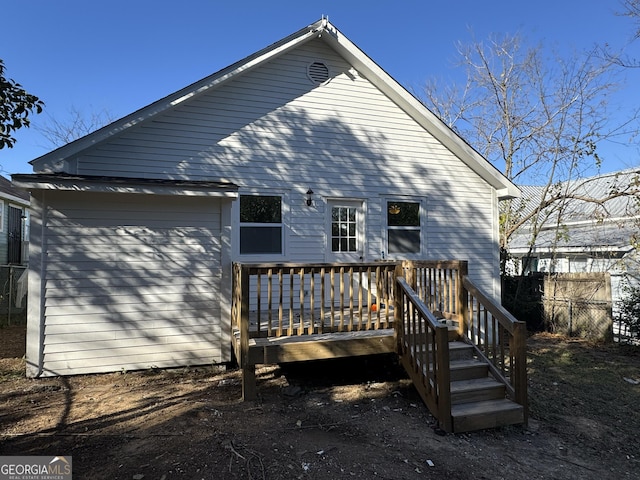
12, 174, 239, 198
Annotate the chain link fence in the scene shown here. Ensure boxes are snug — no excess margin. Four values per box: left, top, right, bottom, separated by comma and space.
543, 297, 613, 341
0, 265, 28, 327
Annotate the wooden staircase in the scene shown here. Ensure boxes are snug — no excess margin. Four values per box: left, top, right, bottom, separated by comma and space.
446, 337, 525, 433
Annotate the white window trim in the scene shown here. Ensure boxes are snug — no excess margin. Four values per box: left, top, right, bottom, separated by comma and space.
381, 196, 426, 260
233, 189, 289, 261
0, 202, 4, 233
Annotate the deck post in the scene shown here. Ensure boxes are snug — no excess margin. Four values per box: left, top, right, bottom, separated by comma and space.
435, 325, 452, 432
403, 260, 416, 290
457, 261, 469, 337
512, 320, 528, 426
393, 263, 405, 353
239, 266, 257, 401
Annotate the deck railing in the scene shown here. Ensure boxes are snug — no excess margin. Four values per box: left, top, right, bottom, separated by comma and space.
394, 275, 452, 432
232, 262, 397, 340
401, 260, 465, 322
462, 276, 528, 423
401, 260, 527, 422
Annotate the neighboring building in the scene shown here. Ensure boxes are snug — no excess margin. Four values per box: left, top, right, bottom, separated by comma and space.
0, 175, 29, 266
508, 168, 640, 315
13, 19, 519, 377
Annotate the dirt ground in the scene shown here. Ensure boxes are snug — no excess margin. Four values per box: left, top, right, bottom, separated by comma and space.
1, 325, 639, 480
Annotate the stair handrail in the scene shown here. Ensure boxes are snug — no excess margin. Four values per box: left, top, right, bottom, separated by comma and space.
461, 275, 528, 425
395, 276, 452, 432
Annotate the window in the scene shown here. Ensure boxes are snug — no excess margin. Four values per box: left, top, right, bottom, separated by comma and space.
387, 201, 421, 254
239, 195, 282, 254
522, 256, 539, 274
331, 206, 358, 252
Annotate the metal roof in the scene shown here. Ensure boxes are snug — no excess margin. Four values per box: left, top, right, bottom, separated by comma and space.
510, 168, 640, 252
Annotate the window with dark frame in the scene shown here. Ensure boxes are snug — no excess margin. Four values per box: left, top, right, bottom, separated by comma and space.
387, 201, 421, 254
239, 195, 282, 254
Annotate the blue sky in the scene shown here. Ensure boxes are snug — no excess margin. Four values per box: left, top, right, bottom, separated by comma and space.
3, 0, 639, 177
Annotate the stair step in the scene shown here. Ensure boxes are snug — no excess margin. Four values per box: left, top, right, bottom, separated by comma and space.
447, 328, 459, 342
448, 341, 475, 361
449, 359, 489, 381
451, 399, 524, 433
450, 377, 506, 404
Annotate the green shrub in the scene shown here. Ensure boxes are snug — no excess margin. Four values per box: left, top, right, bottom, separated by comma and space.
619, 282, 640, 337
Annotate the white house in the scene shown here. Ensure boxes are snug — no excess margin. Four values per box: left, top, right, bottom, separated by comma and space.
13, 19, 519, 377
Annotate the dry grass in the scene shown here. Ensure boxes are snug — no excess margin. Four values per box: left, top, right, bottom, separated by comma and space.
528, 333, 640, 460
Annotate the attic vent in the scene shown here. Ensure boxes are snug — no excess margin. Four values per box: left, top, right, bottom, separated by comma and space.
307, 61, 330, 84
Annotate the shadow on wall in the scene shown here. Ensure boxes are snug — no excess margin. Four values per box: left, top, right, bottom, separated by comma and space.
31, 50, 500, 376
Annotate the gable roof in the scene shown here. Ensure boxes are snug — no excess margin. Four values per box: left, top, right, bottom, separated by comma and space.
0, 175, 30, 205
29, 18, 519, 200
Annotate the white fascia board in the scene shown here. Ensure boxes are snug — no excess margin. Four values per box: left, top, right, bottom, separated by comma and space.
319, 24, 520, 200
12, 177, 238, 198
30, 23, 324, 172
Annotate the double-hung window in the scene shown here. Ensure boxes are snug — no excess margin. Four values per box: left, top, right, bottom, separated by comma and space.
386, 200, 421, 255
239, 195, 282, 255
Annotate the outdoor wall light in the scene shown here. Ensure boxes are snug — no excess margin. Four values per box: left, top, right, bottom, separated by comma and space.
306, 188, 314, 206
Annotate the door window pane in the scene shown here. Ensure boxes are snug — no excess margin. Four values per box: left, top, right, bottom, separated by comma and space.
331, 206, 357, 252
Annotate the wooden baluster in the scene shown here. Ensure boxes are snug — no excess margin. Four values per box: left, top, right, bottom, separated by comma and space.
330, 267, 336, 330
277, 269, 283, 337
320, 267, 326, 333
289, 268, 294, 336
348, 267, 354, 332
339, 266, 345, 331
375, 266, 381, 327
267, 268, 273, 337
299, 268, 305, 335
357, 267, 363, 331
366, 267, 373, 330
310, 268, 315, 335
256, 272, 261, 335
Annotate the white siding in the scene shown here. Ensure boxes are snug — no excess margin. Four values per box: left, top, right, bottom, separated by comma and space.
72, 40, 498, 291
28, 191, 225, 376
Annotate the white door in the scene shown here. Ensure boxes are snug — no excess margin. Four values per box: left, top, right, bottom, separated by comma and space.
325, 200, 365, 263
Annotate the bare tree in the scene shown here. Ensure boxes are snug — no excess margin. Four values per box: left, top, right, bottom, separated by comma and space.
622, 0, 640, 40
600, 0, 640, 67
420, 33, 640, 276
35, 105, 115, 149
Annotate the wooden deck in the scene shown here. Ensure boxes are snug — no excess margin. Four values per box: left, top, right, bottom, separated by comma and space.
232, 260, 528, 433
